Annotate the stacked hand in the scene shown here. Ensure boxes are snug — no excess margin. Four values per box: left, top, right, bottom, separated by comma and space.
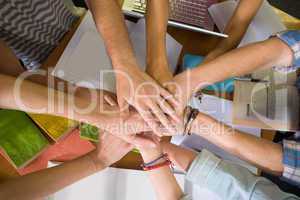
89, 133, 134, 169
115, 66, 180, 135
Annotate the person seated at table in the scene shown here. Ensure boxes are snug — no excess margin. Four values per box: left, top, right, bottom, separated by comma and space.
0, 0, 179, 136
0, 133, 137, 200
164, 30, 300, 187
138, 138, 299, 200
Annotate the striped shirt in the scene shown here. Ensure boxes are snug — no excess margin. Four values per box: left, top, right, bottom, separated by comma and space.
0, 0, 78, 70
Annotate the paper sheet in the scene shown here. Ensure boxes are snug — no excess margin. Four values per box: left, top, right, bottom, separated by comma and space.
208, 0, 286, 47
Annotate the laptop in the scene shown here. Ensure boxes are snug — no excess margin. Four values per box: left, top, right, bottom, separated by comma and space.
122, 0, 228, 38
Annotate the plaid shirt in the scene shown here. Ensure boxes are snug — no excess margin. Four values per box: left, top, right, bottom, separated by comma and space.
274, 30, 300, 73
275, 30, 300, 187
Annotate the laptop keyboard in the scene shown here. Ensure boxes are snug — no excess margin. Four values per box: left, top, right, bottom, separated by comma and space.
132, 0, 216, 30
133, 0, 147, 13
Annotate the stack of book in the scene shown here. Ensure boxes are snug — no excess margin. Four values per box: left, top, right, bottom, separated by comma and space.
0, 110, 96, 177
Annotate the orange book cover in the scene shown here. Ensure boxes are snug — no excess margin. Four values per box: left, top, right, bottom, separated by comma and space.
17, 129, 95, 176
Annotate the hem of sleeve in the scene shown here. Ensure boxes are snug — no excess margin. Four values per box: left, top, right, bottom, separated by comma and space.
180, 194, 192, 200
272, 31, 300, 73
185, 149, 221, 185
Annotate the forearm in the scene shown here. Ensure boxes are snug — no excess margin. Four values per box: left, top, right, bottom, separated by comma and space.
189, 38, 293, 91
146, 0, 169, 69
205, 24, 248, 62
0, 153, 105, 200
87, 0, 138, 69
191, 116, 283, 174
205, 0, 263, 62
0, 74, 108, 127
140, 148, 183, 200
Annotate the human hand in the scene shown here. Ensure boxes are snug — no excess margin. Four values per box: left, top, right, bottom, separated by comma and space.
78, 92, 159, 148
89, 133, 133, 169
166, 70, 207, 116
165, 71, 194, 116
115, 65, 180, 135
103, 108, 163, 148
137, 132, 164, 162
146, 60, 173, 86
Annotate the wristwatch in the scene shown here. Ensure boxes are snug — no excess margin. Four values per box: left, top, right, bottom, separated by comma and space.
183, 91, 202, 135
184, 107, 199, 135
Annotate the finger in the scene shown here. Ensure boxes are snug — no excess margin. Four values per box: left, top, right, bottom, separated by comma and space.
159, 87, 179, 107
122, 135, 157, 148
104, 95, 117, 106
117, 97, 130, 118
142, 131, 161, 143
158, 96, 181, 123
125, 114, 152, 134
165, 83, 177, 94
148, 101, 177, 136
136, 104, 163, 137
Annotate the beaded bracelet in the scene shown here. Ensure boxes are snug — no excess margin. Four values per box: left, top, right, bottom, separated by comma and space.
142, 160, 172, 171
143, 153, 169, 167
141, 153, 172, 171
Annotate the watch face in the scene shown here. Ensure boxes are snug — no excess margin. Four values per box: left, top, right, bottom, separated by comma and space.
183, 106, 193, 124
191, 109, 200, 119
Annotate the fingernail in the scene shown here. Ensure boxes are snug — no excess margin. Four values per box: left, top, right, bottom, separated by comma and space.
150, 142, 157, 148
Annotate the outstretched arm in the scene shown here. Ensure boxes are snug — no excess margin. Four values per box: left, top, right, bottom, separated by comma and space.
171, 37, 294, 113
0, 73, 157, 147
139, 141, 184, 200
87, 0, 179, 136
162, 143, 297, 200
204, 0, 263, 62
191, 113, 284, 174
87, 0, 137, 70
146, 0, 172, 84
0, 134, 133, 200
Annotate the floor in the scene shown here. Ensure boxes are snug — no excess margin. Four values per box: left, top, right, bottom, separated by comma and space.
269, 0, 300, 18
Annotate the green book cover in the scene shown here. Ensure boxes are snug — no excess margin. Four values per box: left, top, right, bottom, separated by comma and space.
79, 123, 99, 142
0, 110, 50, 168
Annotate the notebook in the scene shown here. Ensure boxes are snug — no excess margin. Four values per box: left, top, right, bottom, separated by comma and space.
28, 114, 78, 142
0, 110, 50, 168
18, 128, 95, 175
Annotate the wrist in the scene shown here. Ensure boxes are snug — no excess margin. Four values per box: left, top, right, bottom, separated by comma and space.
146, 59, 172, 84
87, 151, 108, 171
75, 111, 108, 131
113, 58, 140, 72
140, 147, 163, 163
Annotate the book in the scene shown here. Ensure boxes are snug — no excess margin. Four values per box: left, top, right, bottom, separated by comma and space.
0, 110, 50, 168
79, 123, 99, 142
28, 114, 78, 142
18, 128, 95, 175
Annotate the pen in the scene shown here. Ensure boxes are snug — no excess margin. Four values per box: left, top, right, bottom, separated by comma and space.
234, 77, 269, 83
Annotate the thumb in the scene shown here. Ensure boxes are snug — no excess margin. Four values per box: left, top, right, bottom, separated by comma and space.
117, 96, 130, 118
